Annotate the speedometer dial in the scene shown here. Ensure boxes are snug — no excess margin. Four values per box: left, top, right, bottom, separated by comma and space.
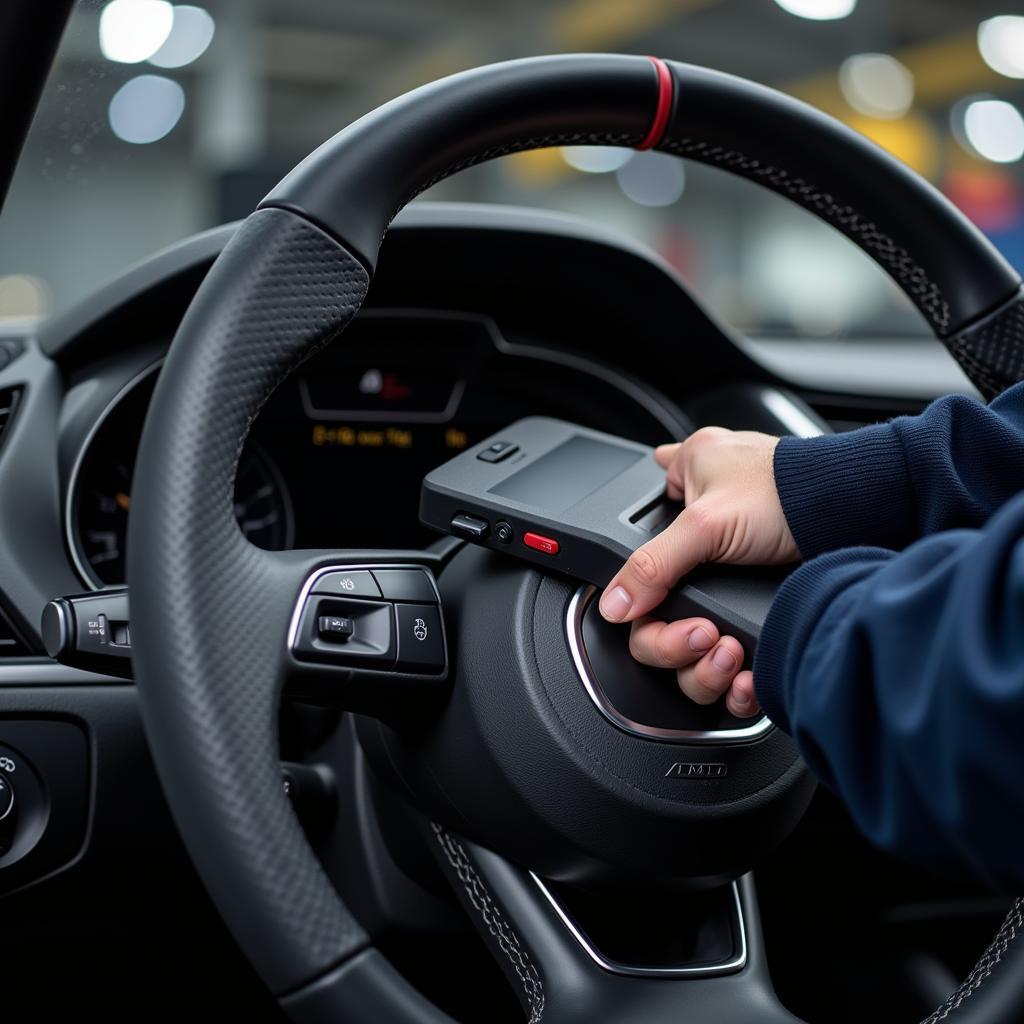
72, 372, 292, 588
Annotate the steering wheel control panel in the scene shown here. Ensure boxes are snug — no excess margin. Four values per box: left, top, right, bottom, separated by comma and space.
291, 566, 445, 673
422, 416, 782, 656
287, 564, 449, 718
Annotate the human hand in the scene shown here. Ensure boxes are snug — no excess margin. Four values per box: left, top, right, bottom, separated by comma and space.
599, 428, 799, 716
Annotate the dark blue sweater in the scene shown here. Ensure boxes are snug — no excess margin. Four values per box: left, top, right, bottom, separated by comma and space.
753, 381, 1024, 890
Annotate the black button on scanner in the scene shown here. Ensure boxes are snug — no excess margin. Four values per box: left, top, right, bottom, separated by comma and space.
451, 513, 489, 539
395, 605, 445, 674
311, 570, 381, 598
476, 440, 518, 463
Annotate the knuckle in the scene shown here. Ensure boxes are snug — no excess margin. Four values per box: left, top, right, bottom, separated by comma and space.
654, 630, 680, 667
685, 500, 716, 536
697, 656, 733, 686
687, 426, 725, 450
627, 546, 663, 586
678, 670, 720, 705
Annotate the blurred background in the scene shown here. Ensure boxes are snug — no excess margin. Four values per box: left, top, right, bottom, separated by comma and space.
1, 0, 1023, 340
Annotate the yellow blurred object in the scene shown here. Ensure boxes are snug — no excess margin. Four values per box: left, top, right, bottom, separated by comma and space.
445, 427, 468, 449
946, 136, 1001, 174
845, 113, 939, 178
550, 0, 714, 49
789, 29, 1006, 117
504, 147, 575, 187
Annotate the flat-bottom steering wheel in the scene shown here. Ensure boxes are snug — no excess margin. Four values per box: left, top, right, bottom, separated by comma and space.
128, 55, 1024, 1023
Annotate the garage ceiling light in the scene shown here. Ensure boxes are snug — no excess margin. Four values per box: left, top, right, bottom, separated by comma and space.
616, 151, 685, 207
772, 0, 856, 21
561, 146, 633, 173
149, 5, 215, 69
99, 0, 173, 64
108, 75, 185, 144
959, 99, 1024, 164
839, 54, 914, 119
978, 15, 1024, 79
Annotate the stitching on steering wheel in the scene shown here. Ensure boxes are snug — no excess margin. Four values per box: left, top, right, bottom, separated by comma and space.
431, 823, 546, 1023
920, 897, 1024, 1022
657, 136, 952, 336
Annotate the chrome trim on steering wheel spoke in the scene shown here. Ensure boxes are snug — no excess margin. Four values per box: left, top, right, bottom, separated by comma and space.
530, 871, 748, 977
286, 560, 440, 651
566, 585, 774, 744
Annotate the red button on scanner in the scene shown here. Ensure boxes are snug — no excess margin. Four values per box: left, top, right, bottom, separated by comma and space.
523, 531, 559, 556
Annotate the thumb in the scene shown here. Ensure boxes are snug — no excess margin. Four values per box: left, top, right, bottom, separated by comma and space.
598, 508, 711, 623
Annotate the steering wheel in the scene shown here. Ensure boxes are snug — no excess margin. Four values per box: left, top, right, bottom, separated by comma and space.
127, 56, 1024, 1023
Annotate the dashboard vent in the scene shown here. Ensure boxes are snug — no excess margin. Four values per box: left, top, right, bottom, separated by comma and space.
0, 386, 22, 452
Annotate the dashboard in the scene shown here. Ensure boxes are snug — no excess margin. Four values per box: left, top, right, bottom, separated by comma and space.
0, 201, 838, 638
68, 309, 685, 588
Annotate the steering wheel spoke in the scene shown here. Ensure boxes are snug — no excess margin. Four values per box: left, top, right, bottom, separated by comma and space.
267, 546, 455, 723
427, 825, 799, 1024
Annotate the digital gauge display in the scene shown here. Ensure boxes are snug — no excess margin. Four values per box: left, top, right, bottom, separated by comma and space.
70, 315, 679, 588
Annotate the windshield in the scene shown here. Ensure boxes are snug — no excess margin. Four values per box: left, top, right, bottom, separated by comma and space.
1, 0, 1022, 338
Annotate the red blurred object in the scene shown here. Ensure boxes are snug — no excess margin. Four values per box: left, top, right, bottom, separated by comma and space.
380, 373, 412, 400
945, 167, 1023, 233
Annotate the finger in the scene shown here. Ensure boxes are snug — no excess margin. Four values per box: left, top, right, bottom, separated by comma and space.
726, 671, 761, 719
656, 442, 688, 500
599, 507, 712, 622
654, 442, 682, 469
676, 636, 745, 705
629, 617, 718, 669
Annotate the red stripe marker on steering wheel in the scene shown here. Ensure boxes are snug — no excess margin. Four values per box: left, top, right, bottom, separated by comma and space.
636, 56, 673, 150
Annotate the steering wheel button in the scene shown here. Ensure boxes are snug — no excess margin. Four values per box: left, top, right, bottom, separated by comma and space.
395, 604, 445, 674
523, 531, 559, 555
317, 615, 354, 642
311, 570, 381, 598
372, 568, 438, 603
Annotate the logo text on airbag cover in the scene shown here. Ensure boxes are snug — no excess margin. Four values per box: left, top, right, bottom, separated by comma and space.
665, 762, 727, 778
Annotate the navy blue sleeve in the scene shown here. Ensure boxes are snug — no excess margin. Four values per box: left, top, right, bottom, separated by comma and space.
773, 380, 1024, 558
753, 491, 1024, 890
